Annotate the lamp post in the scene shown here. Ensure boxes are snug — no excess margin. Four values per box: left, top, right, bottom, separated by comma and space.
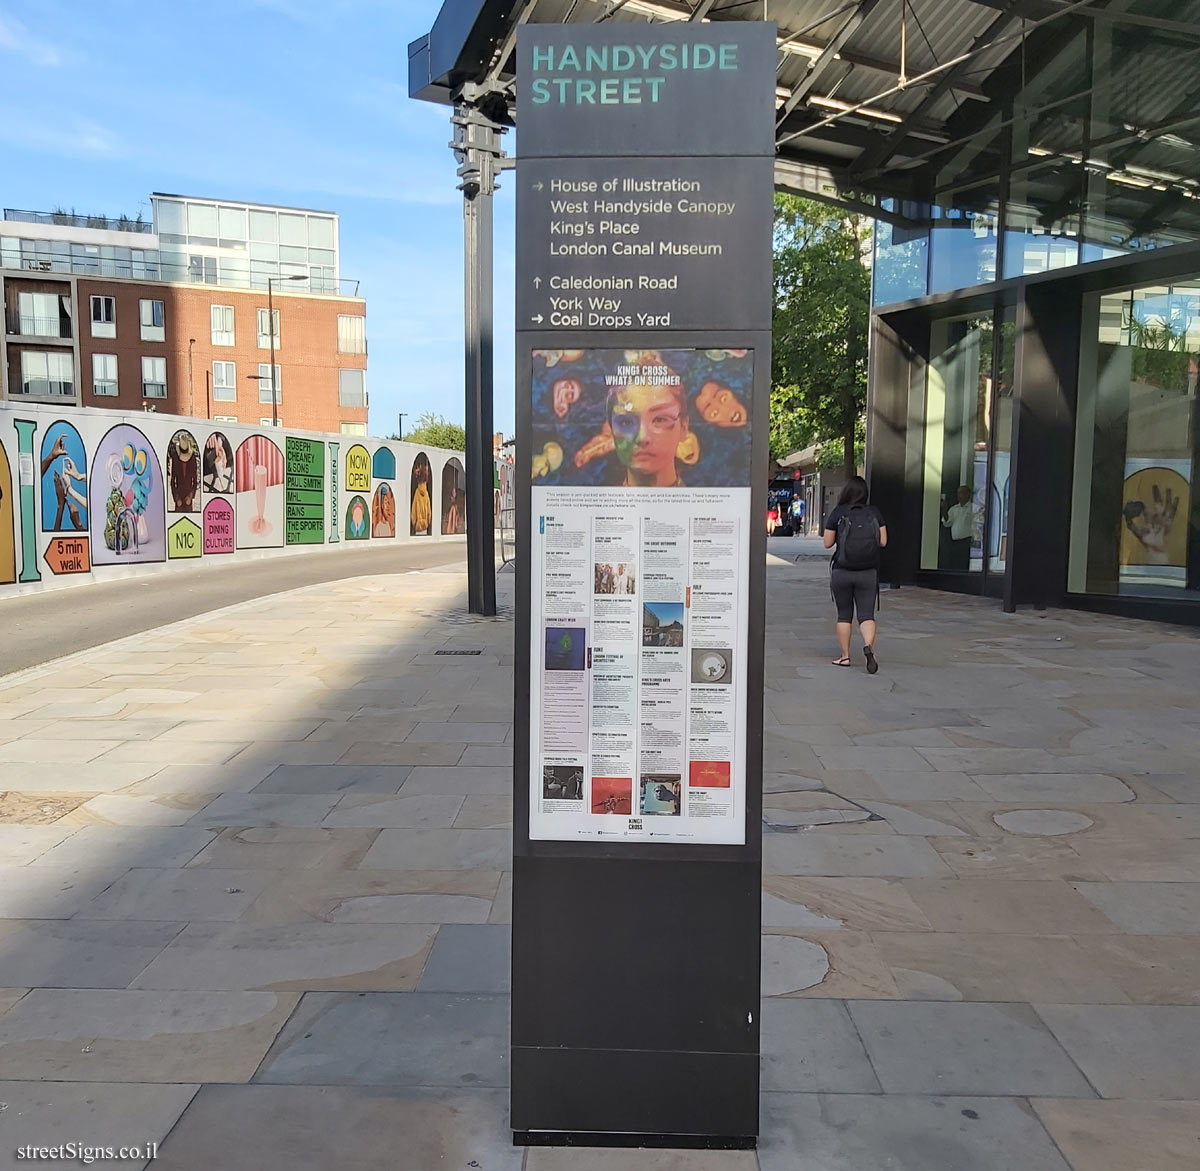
266, 275, 307, 427
397, 412, 406, 441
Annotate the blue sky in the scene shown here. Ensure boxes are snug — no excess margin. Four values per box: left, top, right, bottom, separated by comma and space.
0, 0, 517, 437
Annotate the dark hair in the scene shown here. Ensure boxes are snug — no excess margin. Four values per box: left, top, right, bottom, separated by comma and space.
837, 475, 870, 507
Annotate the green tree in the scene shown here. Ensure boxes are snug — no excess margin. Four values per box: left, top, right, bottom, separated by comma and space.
394, 411, 466, 451
771, 193, 871, 477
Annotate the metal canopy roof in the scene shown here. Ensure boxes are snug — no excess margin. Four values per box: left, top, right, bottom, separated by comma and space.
411, 0, 1200, 233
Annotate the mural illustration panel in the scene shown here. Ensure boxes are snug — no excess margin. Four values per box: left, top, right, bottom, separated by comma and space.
345, 444, 371, 493
371, 483, 396, 538
203, 432, 235, 495
40, 421, 89, 533
285, 437, 325, 545
89, 424, 166, 566
235, 435, 285, 549
0, 436, 15, 585
204, 498, 235, 554
345, 494, 370, 540
410, 452, 433, 536
441, 456, 465, 535
167, 430, 201, 513
168, 516, 202, 559
328, 442, 340, 543
372, 447, 396, 481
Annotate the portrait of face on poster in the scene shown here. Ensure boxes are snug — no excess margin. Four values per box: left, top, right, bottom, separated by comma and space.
527, 346, 754, 849
530, 348, 752, 489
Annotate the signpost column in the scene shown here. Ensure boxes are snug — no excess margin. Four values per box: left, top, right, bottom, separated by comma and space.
512, 21, 776, 1145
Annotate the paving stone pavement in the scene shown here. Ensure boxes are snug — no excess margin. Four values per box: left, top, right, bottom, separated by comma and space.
0, 550, 1197, 1170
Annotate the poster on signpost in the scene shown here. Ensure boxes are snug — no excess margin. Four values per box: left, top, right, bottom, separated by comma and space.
527, 346, 752, 845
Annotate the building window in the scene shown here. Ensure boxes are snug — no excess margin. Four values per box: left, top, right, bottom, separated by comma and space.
211, 304, 234, 346
338, 368, 367, 408
340, 422, 367, 436
1068, 277, 1200, 600
258, 363, 281, 404
140, 299, 165, 341
142, 355, 167, 398
259, 417, 283, 427
188, 255, 217, 284
92, 353, 118, 396
213, 414, 238, 423
337, 315, 365, 355
20, 351, 74, 396
90, 295, 116, 339
213, 360, 236, 402
256, 308, 280, 348
15, 291, 68, 338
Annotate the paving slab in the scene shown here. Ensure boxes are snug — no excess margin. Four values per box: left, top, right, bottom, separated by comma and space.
0, 1082, 198, 1171
185, 792, 342, 829
528, 1151, 757, 1171
761, 876, 931, 932
418, 924, 511, 994
0, 866, 131, 920
251, 764, 412, 794
255, 991, 508, 1088
323, 793, 464, 829
131, 922, 437, 992
0, 919, 182, 989
847, 1001, 1096, 1097
901, 879, 1119, 935
1031, 1098, 1200, 1171
0, 825, 74, 865
361, 828, 512, 871
1072, 881, 1200, 934
760, 998, 880, 1093
149, 1084, 522, 1171
74, 868, 274, 921
1035, 1004, 1200, 1099
400, 765, 513, 796
0, 988, 297, 1082
31, 826, 215, 870
763, 835, 951, 878
185, 826, 379, 870
759, 1092, 1073, 1171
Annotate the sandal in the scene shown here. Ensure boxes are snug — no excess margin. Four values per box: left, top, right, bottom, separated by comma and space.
831, 657, 851, 667
864, 646, 879, 675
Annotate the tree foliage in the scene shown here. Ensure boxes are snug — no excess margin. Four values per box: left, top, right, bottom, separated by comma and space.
396, 411, 466, 451
771, 193, 871, 475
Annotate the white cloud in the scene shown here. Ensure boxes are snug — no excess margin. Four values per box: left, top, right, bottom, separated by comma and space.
0, 14, 61, 66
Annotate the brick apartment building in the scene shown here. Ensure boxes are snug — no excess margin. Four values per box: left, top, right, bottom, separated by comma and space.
0, 194, 368, 434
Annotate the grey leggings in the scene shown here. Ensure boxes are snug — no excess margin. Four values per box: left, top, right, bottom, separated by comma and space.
831, 567, 878, 624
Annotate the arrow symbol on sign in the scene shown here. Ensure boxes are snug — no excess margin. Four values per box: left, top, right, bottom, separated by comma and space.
533, 181, 544, 191
533, 277, 542, 288
531, 314, 544, 324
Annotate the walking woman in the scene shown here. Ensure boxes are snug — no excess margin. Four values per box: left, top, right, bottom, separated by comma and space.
823, 476, 887, 673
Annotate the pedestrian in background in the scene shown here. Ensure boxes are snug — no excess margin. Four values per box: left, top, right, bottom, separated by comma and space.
824, 475, 887, 674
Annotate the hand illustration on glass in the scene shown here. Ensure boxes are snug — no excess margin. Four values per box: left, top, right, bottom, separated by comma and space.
250, 464, 271, 534
1124, 484, 1180, 563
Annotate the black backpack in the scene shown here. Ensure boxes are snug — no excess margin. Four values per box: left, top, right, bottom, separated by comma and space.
834, 505, 881, 570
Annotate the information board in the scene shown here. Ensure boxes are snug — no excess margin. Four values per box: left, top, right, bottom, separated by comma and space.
285, 437, 325, 545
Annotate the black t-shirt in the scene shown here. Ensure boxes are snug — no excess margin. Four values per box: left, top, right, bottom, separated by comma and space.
824, 504, 885, 565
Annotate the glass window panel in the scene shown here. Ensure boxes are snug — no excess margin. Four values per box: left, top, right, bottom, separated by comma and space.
249, 210, 277, 241
1068, 279, 1200, 598
279, 245, 307, 265
187, 202, 218, 237
987, 308, 1017, 574
250, 242, 277, 261
258, 363, 281, 403
920, 314, 992, 572
337, 315, 365, 354
218, 205, 247, 239
212, 359, 236, 401
279, 213, 306, 246
93, 352, 118, 395
338, 368, 366, 407
308, 217, 334, 248
155, 199, 185, 235
308, 248, 335, 266
873, 200, 929, 305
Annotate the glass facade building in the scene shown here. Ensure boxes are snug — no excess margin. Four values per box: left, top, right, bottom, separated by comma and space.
868, 11, 1200, 624
0, 195, 340, 294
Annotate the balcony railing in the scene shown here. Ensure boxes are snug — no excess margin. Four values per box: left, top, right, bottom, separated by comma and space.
4, 310, 72, 338
4, 207, 154, 234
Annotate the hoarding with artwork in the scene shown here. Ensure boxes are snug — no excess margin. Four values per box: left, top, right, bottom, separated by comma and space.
528, 346, 753, 846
